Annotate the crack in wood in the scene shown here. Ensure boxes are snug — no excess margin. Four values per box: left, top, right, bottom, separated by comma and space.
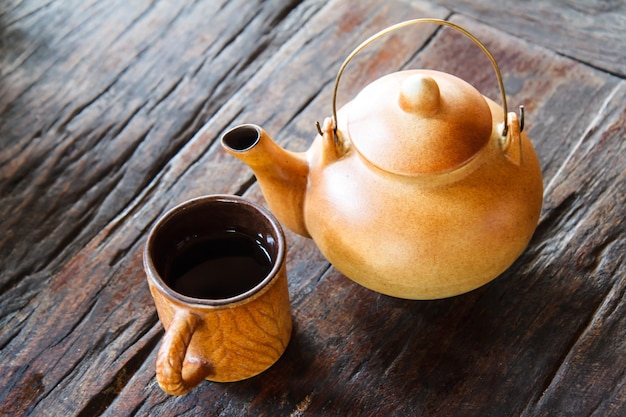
522, 267, 626, 416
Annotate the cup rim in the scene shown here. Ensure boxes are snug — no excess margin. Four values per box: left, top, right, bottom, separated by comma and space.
143, 194, 286, 308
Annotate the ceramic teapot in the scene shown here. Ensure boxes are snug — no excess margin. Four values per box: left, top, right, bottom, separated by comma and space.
221, 19, 543, 299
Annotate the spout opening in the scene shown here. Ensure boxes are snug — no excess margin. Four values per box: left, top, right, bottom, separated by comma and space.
221, 124, 261, 152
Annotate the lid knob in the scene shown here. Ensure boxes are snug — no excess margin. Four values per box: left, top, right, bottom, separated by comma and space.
398, 74, 440, 114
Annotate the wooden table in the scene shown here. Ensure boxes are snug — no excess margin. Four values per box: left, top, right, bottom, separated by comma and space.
1, 1, 624, 415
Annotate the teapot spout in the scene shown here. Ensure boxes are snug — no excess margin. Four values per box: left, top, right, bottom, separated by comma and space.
221, 124, 310, 237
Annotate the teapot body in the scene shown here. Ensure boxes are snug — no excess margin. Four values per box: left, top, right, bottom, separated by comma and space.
303, 99, 543, 299
221, 19, 545, 300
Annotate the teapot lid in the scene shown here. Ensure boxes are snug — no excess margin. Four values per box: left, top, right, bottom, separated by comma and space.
347, 69, 492, 176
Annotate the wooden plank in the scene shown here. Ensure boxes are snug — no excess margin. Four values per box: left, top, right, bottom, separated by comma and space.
0, 0, 450, 415
519, 81, 626, 417
438, 0, 626, 77
1, 0, 332, 415
0, 0, 326, 358
527, 276, 626, 417
1, 1, 624, 416
0, 0, 325, 287
103, 13, 623, 417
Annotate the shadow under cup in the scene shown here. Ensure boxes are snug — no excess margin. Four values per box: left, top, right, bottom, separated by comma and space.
147, 195, 285, 304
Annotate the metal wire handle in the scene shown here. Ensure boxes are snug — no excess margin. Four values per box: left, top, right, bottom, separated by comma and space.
329, 18, 519, 138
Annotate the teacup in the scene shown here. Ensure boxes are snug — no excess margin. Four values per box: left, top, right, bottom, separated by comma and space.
143, 195, 292, 395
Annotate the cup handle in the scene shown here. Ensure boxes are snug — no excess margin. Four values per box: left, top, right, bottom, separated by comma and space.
156, 309, 212, 395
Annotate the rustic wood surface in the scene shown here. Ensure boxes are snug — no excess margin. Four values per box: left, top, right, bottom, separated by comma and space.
0, 0, 624, 416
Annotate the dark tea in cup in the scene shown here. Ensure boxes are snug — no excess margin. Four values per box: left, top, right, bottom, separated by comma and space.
165, 229, 273, 300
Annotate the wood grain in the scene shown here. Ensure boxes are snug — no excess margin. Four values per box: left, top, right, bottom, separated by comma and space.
0, 0, 624, 416
438, 0, 626, 77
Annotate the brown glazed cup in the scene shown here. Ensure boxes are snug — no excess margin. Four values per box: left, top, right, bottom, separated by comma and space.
144, 195, 292, 395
